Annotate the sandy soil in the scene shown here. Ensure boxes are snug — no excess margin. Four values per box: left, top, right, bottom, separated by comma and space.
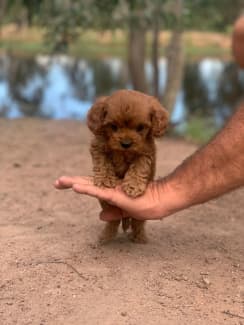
0, 119, 243, 325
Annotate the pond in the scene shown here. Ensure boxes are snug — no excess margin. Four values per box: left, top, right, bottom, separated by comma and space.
0, 54, 243, 128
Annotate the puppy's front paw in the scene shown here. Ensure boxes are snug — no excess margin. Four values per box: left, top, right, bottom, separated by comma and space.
122, 180, 147, 198
94, 175, 117, 188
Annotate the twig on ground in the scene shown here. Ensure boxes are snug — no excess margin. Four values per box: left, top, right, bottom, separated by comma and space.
35, 260, 88, 280
222, 310, 244, 320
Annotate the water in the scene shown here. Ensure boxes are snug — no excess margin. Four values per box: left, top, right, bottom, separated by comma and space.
0, 54, 243, 127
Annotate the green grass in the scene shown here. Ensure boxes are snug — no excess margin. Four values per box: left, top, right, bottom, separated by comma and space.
0, 37, 127, 59
70, 40, 127, 59
183, 116, 218, 144
185, 44, 230, 60
0, 34, 231, 60
0, 39, 49, 56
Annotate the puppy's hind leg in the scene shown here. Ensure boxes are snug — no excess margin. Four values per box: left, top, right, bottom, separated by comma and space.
98, 200, 120, 244
99, 220, 121, 244
129, 219, 148, 244
122, 218, 130, 233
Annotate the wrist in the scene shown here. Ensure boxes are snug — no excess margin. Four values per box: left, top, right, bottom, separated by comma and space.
155, 177, 190, 218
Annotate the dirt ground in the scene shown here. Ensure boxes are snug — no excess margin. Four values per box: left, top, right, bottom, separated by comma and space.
0, 119, 243, 325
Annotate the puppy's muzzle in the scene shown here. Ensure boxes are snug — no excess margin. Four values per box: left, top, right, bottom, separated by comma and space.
120, 138, 133, 149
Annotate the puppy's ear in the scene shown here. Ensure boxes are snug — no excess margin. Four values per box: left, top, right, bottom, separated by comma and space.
150, 97, 169, 137
87, 96, 108, 135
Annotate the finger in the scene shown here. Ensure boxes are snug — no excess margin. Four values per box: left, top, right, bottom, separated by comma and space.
54, 176, 76, 189
54, 176, 93, 189
54, 178, 71, 189
72, 182, 140, 213
72, 183, 115, 204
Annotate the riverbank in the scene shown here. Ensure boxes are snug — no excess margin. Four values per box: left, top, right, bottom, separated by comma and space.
0, 25, 231, 60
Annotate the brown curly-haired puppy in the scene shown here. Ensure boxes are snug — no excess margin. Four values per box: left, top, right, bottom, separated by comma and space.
87, 89, 168, 243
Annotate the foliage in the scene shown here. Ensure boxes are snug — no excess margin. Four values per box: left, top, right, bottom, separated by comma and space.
184, 116, 217, 143
184, 0, 243, 32
3, 0, 243, 51
6, 0, 44, 25
38, 0, 177, 51
4, 0, 243, 32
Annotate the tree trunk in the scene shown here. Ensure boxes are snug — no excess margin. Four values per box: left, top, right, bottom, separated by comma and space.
128, 24, 147, 93
163, 0, 184, 116
0, 0, 7, 37
26, 9, 33, 27
151, 16, 160, 98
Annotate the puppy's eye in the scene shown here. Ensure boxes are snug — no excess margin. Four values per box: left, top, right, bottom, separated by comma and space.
110, 123, 118, 132
136, 124, 145, 132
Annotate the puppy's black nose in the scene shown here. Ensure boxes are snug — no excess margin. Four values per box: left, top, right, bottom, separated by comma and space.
120, 138, 132, 149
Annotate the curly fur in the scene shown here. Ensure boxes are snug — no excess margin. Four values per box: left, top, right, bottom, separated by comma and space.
87, 89, 169, 243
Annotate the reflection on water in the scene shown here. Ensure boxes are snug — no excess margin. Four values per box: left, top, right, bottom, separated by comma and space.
0, 54, 243, 126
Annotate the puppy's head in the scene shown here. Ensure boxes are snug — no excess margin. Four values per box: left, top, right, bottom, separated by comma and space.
87, 90, 169, 153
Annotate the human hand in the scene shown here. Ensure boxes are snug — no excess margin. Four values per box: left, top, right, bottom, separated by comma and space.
54, 176, 181, 221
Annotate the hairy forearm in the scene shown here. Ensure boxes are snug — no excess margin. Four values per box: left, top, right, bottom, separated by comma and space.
164, 104, 244, 210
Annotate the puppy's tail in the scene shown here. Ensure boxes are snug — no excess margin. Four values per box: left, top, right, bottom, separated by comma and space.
122, 218, 130, 232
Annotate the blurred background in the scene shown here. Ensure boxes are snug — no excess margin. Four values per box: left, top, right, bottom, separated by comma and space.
0, 0, 243, 143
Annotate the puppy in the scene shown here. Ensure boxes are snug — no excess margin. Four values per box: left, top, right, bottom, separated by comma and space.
87, 89, 168, 243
